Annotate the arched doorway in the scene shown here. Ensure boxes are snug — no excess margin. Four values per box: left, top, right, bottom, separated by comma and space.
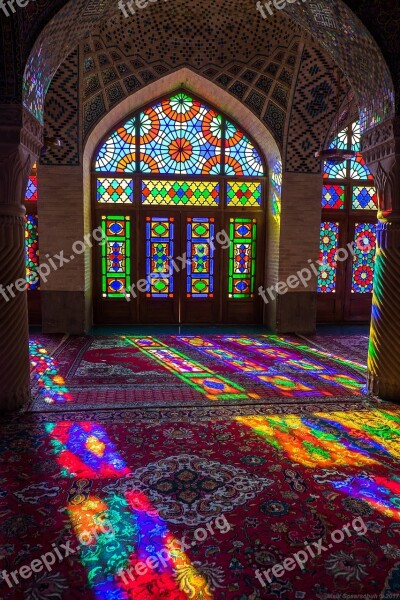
92, 91, 267, 324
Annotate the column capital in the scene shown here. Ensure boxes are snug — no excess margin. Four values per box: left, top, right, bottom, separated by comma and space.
0, 105, 43, 208
361, 119, 400, 221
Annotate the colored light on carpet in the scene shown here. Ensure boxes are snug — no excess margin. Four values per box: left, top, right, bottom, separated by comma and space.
329, 475, 400, 521
286, 359, 325, 371
68, 496, 110, 541
46, 411, 215, 599
318, 409, 400, 460
179, 336, 327, 397
263, 334, 367, 372
236, 414, 382, 468
319, 373, 363, 392
4, 361, 400, 600
85, 435, 106, 457
150, 348, 205, 373
46, 422, 130, 479
237, 408, 400, 520
125, 336, 257, 401
29, 333, 369, 410
224, 336, 265, 347
181, 341, 266, 372
256, 375, 314, 396
181, 335, 364, 398
237, 335, 365, 392
30, 341, 72, 403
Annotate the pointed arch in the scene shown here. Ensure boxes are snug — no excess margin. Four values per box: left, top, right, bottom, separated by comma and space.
92, 90, 265, 178
83, 68, 282, 174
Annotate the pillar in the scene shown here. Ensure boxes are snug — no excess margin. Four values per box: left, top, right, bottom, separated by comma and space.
0, 106, 42, 410
362, 118, 400, 402
265, 171, 322, 334
38, 164, 89, 334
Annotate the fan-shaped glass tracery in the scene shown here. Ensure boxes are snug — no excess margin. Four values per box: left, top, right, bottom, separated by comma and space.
95, 93, 264, 177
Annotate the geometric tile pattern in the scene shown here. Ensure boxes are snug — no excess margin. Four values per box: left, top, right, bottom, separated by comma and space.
83, 92, 106, 137
81, 33, 301, 142
264, 101, 286, 144
284, 0, 395, 128
1, 0, 394, 145
7, 0, 395, 175
40, 50, 80, 166
79, 7, 303, 141
51, 33, 349, 172
285, 46, 350, 173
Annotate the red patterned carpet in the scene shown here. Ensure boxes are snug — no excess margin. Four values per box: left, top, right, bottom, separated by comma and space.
28, 334, 368, 411
1, 403, 400, 599
0, 333, 399, 599
299, 333, 369, 366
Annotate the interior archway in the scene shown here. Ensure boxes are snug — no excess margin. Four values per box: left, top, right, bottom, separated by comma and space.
88, 84, 277, 324
82, 69, 283, 327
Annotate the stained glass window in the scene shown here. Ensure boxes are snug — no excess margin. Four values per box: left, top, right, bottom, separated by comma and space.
329, 127, 348, 151
101, 216, 131, 298
142, 181, 219, 206
140, 94, 222, 175
227, 182, 262, 207
146, 217, 174, 298
228, 218, 257, 298
323, 160, 347, 180
186, 218, 214, 298
25, 215, 39, 290
352, 223, 377, 293
26, 176, 38, 202
25, 167, 40, 291
94, 93, 264, 177
322, 185, 345, 210
352, 186, 378, 211
351, 121, 361, 151
225, 121, 264, 177
318, 222, 339, 293
320, 120, 377, 306
97, 178, 134, 203
270, 161, 282, 219
94, 93, 265, 307
96, 119, 136, 172
323, 122, 373, 183
349, 154, 374, 181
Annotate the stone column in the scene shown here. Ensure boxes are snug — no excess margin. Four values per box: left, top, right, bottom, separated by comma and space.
0, 106, 42, 410
362, 118, 400, 402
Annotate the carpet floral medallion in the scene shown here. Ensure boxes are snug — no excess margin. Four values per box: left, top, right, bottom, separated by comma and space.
1, 394, 400, 599
102, 454, 274, 526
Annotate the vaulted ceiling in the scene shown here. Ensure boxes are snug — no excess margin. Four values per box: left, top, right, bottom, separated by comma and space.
0, 0, 397, 129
